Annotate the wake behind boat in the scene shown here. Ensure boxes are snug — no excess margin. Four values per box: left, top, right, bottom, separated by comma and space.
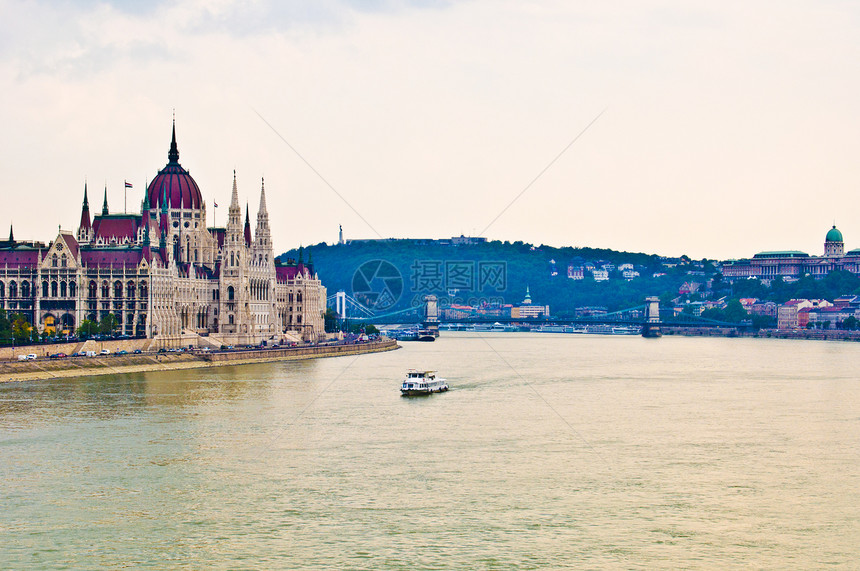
401, 369, 449, 396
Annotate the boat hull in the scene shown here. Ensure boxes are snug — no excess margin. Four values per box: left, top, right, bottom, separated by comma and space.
401, 386, 448, 396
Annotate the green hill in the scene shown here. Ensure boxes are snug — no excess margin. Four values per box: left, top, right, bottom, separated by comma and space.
281, 239, 710, 316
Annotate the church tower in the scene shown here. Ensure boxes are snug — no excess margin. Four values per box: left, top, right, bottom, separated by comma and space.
253, 178, 273, 262
77, 183, 92, 243
253, 179, 277, 336
219, 171, 251, 336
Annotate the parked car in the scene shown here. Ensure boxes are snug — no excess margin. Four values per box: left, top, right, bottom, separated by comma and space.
85, 351, 97, 357
48, 353, 67, 359
17, 355, 28, 361
26, 354, 37, 360
99, 349, 110, 355
133, 349, 142, 354
116, 350, 128, 355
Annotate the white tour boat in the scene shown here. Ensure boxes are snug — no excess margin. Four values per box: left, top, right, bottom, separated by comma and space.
401, 370, 449, 396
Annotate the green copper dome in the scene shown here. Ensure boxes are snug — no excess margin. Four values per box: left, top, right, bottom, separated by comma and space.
826, 225, 843, 242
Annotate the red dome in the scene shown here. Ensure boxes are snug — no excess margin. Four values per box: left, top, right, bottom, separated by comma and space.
145, 123, 203, 210
147, 164, 203, 210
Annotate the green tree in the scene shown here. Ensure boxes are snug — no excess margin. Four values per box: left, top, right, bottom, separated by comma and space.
11, 314, 32, 344
0, 309, 13, 346
99, 313, 119, 336
77, 319, 99, 338
324, 307, 339, 333
723, 299, 749, 323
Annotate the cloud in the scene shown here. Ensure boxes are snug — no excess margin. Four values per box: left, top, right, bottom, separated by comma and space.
1, 0, 859, 258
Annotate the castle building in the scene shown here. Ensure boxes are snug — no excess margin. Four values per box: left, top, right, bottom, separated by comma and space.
0, 123, 326, 346
722, 225, 860, 282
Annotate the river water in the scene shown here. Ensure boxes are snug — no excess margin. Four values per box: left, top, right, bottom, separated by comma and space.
1, 333, 859, 569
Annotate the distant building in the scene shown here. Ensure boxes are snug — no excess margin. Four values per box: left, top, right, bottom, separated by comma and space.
567, 265, 584, 280
450, 235, 488, 245
777, 299, 832, 330
510, 286, 549, 319
749, 301, 778, 317
804, 298, 860, 329
592, 269, 609, 282
723, 225, 860, 282
575, 306, 607, 318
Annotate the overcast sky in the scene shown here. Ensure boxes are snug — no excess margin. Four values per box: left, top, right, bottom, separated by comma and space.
2, 0, 858, 260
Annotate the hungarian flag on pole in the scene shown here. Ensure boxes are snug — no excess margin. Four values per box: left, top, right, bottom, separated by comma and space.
214, 202, 219, 207
124, 181, 133, 189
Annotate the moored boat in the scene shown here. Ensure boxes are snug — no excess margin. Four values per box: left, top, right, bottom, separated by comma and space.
401, 369, 449, 395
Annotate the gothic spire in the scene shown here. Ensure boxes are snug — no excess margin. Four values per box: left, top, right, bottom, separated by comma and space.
168, 116, 179, 164
102, 185, 109, 215
227, 170, 242, 232
8, 224, 14, 243
231, 171, 239, 205
161, 183, 168, 214
79, 182, 92, 234
244, 202, 252, 246
255, 177, 270, 242
258, 177, 268, 215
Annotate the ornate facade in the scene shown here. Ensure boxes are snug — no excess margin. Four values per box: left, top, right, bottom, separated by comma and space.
0, 124, 326, 345
722, 225, 860, 282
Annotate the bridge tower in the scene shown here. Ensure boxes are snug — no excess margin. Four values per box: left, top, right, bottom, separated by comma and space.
422, 294, 440, 337
335, 290, 347, 320
642, 296, 662, 338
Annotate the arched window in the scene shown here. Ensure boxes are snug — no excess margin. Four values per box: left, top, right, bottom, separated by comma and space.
60, 281, 67, 297
51, 281, 58, 297
228, 314, 234, 325
69, 282, 77, 297
51, 254, 58, 267
114, 281, 123, 299
101, 281, 109, 297
227, 286, 235, 301
127, 281, 135, 298
21, 281, 30, 298
297, 292, 303, 303
0, 281, 4, 298
231, 252, 235, 266
140, 282, 148, 299
61, 254, 67, 268
88, 281, 97, 298
42, 281, 49, 297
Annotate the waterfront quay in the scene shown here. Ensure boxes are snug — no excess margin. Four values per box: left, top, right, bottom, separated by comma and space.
0, 338, 398, 383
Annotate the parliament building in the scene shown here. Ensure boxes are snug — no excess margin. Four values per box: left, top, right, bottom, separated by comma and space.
0, 123, 326, 346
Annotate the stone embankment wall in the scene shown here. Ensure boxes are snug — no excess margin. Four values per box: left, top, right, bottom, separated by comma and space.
663, 327, 860, 342
0, 339, 399, 383
752, 329, 860, 342
0, 338, 155, 361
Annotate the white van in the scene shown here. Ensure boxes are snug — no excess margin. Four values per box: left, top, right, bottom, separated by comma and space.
17, 354, 27, 361
85, 351, 97, 357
